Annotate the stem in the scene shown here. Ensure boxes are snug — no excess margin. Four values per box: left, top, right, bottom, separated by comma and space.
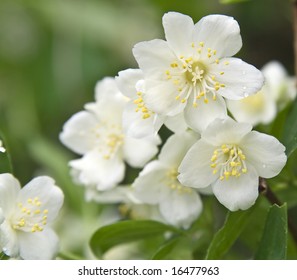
259, 178, 297, 246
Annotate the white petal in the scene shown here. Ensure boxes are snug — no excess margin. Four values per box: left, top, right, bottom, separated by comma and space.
19, 176, 64, 223
59, 111, 98, 155
162, 12, 194, 56
227, 89, 277, 126
133, 39, 176, 79
18, 228, 59, 260
159, 189, 203, 229
116, 69, 143, 99
94, 77, 123, 102
144, 80, 186, 116
184, 94, 227, 133
212, 58, 264, 100
133, 161, 170, 204
0, 220, 19, 258
70, 151, 125, 190
159, 131, 199, 166
201, 118, 252, 146
122, 101, 164, 138
0, 173, 20, 217
212, 164, 259, 211
164, 113, 188, 133
178, 139, 216, 189
241, 131, 287, 178
193, 14, 242, 57
123, 136, 160, 168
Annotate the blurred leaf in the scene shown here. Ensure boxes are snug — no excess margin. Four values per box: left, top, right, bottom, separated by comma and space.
0, 131, 13, 174
205, 207, 254, 259
282, 99, 297, 157
151, 236, 182, 260
255, 204, 288, 260
90, 220, 182, 258
29, 137, 84, 213
220, 0, 250, 4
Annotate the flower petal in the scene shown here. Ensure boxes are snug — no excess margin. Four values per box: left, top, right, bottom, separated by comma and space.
159, 188, 203, 229
184, 94, 227, 133
212, 164, 259, 211
133, 39, 176, 79
211, 57, 264, 100
159, 131, 199, 166
162, 12, 194, 56
122, 101, 164, 138
133, 161, 170, 204
0, 220, 19, 258
241, 131, 287, 178
164, 113, 188, 133
178, 139, 216, 189
143, 80, 186, 116
193, 14, 242, 57
70, 151, 125, 190
227, 89, 277, 126
123, 135, 160, 168
59, 111, 98, 155
201, 118, 252, 146
0, 173, 20, 217
18, 176, 64, 223
18, 228, 59, 260
116, 69, 143, 99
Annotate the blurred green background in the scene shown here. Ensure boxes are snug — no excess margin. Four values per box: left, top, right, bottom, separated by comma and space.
0, 0, 295, 259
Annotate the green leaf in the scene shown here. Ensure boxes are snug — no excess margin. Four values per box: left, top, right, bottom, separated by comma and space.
205, 207, 254, 259
282, 99, 297, 157
90, 220, 181, 258
152, 237, 181, 260
255, 203, 288, 260
220, 0, 250, 4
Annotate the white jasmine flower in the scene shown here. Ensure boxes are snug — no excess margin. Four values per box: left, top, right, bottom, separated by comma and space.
178, 118, 287, 211
134, 131, 203, 229
133, 12, 264, 132
60, 77, 160, 191
116, 68, 189, 138
227, 61, 295, 126
0, 173, 64, 259
116, 69, 165, 138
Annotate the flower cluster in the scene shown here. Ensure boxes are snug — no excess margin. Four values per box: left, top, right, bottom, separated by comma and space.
60, 12, 289, 229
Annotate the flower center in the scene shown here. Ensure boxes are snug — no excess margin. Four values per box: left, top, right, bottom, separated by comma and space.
165, 41, 227, 107
166, 168, 192, 194
241, 91, 265, 113
92, 122, 124, 160
133, 91, 153, 119
11, 197, 48, 233
210, 144, 248, 180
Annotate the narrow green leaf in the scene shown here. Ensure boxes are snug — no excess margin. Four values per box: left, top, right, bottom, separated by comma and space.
205, 207, 254, 259
90, 220, 181, 258
220, 0, 250, 4
152, 237, 181, 260
255, 203, 288, 260
282, 99, 297, 157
